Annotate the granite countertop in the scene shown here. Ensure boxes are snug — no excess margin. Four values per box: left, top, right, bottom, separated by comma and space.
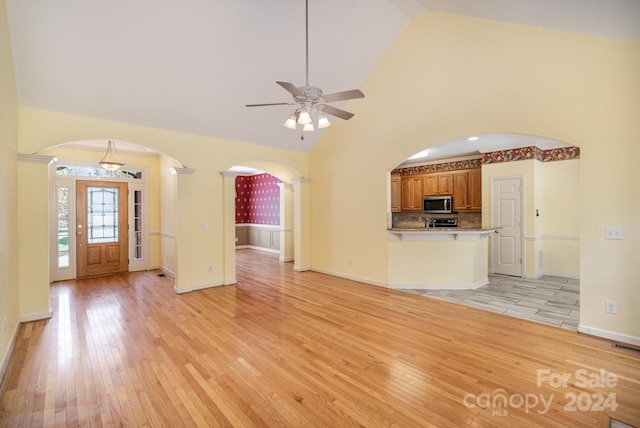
387, 226, 492, 232
387, 227, 498, 241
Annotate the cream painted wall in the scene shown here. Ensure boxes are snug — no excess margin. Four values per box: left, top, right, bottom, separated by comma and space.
18, 158, 52, 319
541, 160, 580, 277
17, 106, 309, 300
0, 0, 20, 372
310, 12, 640, 340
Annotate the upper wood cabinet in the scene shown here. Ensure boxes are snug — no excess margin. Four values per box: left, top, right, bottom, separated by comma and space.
401, 175, 423, 211
452, 169, 482, 211
390, 176, 401, 212
423, 173, 453, 196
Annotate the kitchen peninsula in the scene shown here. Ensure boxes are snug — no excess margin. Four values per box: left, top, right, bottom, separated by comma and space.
387, 226, 497, 290
388, 158, 496, 290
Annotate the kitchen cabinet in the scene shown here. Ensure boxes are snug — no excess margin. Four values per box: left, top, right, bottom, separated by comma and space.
390, 175, 401, 212
453, 169, 482, 211
423, 173, 453, 196
401, 175, 423, 211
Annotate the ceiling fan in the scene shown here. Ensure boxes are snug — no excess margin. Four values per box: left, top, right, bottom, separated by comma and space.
245, 0, 365, 138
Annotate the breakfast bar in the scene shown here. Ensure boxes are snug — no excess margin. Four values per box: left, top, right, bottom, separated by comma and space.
387, 227, 498, 290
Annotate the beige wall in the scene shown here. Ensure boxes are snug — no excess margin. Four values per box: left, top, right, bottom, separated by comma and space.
0, 0, 20, 371
541, 159, 580, 277
310, 12, 640, 340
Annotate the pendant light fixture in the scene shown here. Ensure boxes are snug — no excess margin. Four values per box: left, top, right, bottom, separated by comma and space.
99, 140, 125, 171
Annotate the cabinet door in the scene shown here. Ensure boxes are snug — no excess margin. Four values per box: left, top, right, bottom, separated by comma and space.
468, 169, 482, 210
423, 175, 438, 196
391, 176, 401, 212
401, 176, 422, 210
437, 174, 453, 195
452, 172, 469, 211
411, 176, 423, 209
424, 173, 453, 195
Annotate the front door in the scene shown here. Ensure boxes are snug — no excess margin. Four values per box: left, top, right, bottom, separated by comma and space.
76, 181, 128, 277
491, 177, 523, 276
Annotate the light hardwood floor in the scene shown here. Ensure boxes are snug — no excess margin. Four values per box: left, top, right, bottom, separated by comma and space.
1, 249, 639, 427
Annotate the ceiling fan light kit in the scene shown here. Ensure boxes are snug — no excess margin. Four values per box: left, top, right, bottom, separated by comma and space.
245, 0, 365, 138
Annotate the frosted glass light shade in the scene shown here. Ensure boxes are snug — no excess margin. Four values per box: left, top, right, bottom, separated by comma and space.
298, 111, 311, 125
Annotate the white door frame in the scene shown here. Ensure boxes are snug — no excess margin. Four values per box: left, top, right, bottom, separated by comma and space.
491, 176, 524, 277
49, 161, 149, 281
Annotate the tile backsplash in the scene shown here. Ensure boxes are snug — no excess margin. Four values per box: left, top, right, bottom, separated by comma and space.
391, 211, 482, 229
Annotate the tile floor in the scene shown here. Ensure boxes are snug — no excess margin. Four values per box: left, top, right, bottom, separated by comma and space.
404, 274, 580, 330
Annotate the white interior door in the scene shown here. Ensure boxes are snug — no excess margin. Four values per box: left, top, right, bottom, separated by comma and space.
492, 177, 523, 276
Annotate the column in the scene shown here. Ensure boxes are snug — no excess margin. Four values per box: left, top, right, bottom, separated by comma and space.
221, 171, 240, 285
277, 182, 294, 262
18, 154, 55, 321
292, 177, 311, 271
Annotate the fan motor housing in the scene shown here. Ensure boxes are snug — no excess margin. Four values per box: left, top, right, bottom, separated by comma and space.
294, 85, 324, 106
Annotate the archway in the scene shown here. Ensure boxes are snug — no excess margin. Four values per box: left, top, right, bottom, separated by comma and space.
37, 139, 186, 282
222, 160, 310, 285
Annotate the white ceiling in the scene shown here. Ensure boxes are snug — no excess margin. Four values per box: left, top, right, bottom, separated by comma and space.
6, 0, 640, 155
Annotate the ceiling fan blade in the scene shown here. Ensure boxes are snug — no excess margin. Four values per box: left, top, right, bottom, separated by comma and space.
245, 102, 292, 107
322, 89, 365, 103
276, 81, 304, 97
322, 104, 355, 120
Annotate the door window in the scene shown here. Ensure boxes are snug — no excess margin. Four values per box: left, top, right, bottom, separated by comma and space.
87, 186, 120, 244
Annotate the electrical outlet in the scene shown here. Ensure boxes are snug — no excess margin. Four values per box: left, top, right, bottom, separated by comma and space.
208, 265, 213, 273
605, 300, 617, 314
347, 259, 352, 267
605, 227, 623, 240
200, 221, 208, 229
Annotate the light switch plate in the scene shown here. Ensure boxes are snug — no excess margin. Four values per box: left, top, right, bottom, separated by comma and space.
604, 227, 623, 240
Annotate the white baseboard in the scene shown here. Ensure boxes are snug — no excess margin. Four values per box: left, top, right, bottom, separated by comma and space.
174, 281, 224, 294
0, 321, 20, 385
160, 267, 175, 278
389, 277, 489, 290
542, 270, 580, 280
236, 245, 279, 254
578, 324, 640, 347
294, 265, 311, 272
20, 310, 53, 323
279, 257, 294, 263
524, 272, 544, 280
310, 267, 386, 288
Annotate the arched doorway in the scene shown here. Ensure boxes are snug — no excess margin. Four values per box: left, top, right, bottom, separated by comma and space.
40, 139, 185, 281
223, 161, 310, 285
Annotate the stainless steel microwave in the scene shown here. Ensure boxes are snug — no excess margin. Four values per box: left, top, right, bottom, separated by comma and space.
423, 196, 452, 213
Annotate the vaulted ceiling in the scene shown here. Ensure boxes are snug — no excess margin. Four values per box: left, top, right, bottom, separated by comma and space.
6, 0, 639, 153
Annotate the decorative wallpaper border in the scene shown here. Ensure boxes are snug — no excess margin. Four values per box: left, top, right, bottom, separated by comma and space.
392, 158, 482, 175
482, 146, 580, 164
393, 146, 580, 175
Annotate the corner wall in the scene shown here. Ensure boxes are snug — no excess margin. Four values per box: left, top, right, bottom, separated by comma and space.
0, 0, 20, 375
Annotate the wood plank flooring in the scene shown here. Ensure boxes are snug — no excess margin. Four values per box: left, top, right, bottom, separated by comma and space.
1, 249, 639, 427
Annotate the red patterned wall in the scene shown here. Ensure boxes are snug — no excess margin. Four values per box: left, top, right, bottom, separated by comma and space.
235, 173, 281, 225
